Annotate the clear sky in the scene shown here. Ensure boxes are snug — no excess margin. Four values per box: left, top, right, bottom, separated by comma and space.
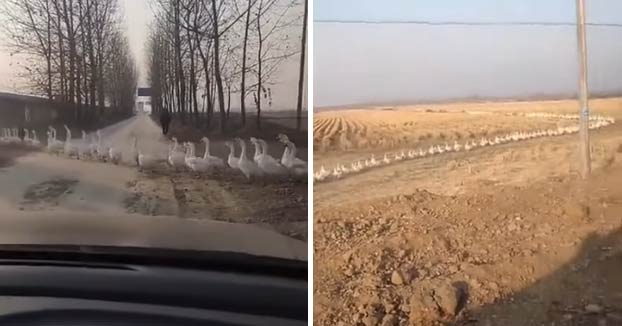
314, 1, 622, 107
314, 0, 622, 24
0, 0, 151, 91
0, 0, 305, 111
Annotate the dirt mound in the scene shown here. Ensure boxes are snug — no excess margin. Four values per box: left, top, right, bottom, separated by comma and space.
315, 164, 622, 325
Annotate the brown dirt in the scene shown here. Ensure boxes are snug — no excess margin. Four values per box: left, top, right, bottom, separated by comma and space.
131, 115, 309, 241
168, 170, 308, 241
120, 157, 308, 242
313, 98, 622, 326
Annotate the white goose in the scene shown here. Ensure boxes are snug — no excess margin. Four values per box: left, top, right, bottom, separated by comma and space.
46, 130, 57, 152
89, 133, 99, 157
78, 131, 91, 159
281, 139, 307, 178
382, 154, 391, 165
168, 137, 186, 169
106, 132, 122, 164
225, 141, 239, 170
23, 129, 32, 145
108, 146, 122, 164
316, 165, 330, 181
277, 134, 306, 167
30, 130, 40, 147
254, 138, 282, 165
133, 136, 160, 170
251, 138, 288, 177
13, 128, 21, 143
200, 137, 226, 169
63, 125, 78, 157
453, 141, 462, 152
96, 130, 109, 161
332, 167, 343, 179
236, 138, 263, 180
251, 137, 263, 163
278, 136, 308, 170
183, 142, 212, 172
464, 141, 473, 151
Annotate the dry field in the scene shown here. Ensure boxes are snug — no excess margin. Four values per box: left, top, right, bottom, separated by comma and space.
313, 98, 622, 326
313, 98, 622, 170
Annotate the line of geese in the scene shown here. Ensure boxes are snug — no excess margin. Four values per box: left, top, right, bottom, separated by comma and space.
1, 125, 307, 182
0, 128, 41, 146
132, 133, 307, 181
314, 114, 616, 183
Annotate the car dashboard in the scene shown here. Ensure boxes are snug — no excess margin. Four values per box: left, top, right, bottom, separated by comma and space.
0, 246, 307, 326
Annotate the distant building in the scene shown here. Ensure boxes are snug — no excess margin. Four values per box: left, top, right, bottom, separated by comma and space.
0, 92, 62, 127
135, 87, 152, 114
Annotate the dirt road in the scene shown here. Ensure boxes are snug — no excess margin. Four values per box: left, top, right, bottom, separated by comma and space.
0, 114, 307, 247
314, 99, 622, 326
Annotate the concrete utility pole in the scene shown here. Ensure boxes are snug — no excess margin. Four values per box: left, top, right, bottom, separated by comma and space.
576, 0, 591, 178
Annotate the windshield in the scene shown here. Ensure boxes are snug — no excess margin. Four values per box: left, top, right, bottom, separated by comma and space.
0, 0, 308, 262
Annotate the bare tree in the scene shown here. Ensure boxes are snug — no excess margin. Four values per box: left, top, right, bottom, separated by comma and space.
1, 0, 136, 122
147, 0, 303, 133
296, 0, 307, 131
252, 0, 299, 129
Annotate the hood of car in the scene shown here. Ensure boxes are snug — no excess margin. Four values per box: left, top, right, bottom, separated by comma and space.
0, 210, 307, 261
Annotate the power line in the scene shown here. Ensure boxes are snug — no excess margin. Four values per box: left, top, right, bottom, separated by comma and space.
314, 19, 622, 27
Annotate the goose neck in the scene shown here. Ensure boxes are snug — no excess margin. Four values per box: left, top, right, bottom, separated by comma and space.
286, 141, 297, 158
203, 142, 210, 159
239, 142, 248, 160
260, 140, 269, 155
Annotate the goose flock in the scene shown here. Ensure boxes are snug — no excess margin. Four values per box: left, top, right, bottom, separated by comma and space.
0, 125, 307, 183
314, 113, 616, 183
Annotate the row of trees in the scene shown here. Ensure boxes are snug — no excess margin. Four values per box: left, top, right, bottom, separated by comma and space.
147, 0, 307, 133
1, 0, 138, 121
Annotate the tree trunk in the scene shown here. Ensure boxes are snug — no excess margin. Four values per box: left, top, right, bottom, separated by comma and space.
172, 0, 184, 122
255, 0, 263, 130
55, 8, 66, 101
86, 0, 97, 111
210, 0, 227, 134
45, 0, 53, 101
226, 84, 231, 119
296, 0, 308, 131
239, 0, 252, 127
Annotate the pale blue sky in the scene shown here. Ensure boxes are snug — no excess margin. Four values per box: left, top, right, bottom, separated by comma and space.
315, 0, 622, 24
314, 1, 622, 107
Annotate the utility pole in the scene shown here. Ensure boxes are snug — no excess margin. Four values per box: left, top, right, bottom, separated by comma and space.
576, 0, 591, 178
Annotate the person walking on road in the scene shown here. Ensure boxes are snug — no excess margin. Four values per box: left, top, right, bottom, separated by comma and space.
160, 109, 171, 135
